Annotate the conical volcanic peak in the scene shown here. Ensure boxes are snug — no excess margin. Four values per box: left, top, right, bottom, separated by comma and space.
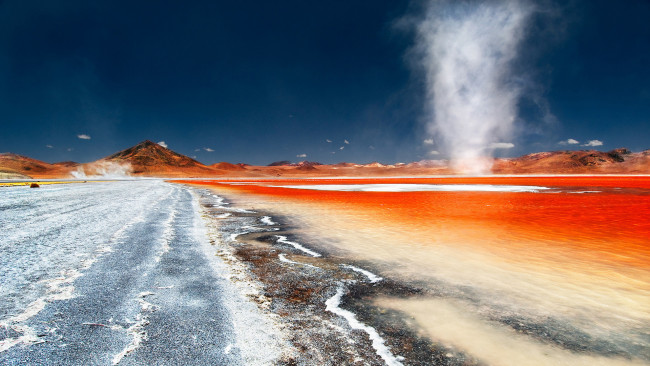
105, 140, 203, 168
92, 140, 221, 177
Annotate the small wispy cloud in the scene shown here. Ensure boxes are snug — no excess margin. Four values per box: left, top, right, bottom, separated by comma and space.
67, 147, 74, 151
423, 138, 434, 145
490, 142, 515, 149
428, 150, 440, 155
339, 146, 345, 150
194, 148, 200, 152
157, 141, 168, 148
77, 134, 91, 140
326, 139, 332, 143
369, 145, 375, 150
296, 153, 307, 158
46, 144, 53, 148
582, 140, 603, 147
558, 138, 579, 145
344, 139, 350, 144
204, 147, 214, 152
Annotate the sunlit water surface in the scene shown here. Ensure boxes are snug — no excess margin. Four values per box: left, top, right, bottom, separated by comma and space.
186, 177, 650, 366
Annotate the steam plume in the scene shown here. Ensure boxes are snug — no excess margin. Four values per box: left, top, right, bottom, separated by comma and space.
416, 0, 534, 174
71, 161, 132, 179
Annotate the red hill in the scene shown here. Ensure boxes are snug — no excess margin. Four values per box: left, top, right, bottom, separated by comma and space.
95, 140, 219, 177
210, 162, 247, 171
492, 148, 650, 174
0, 153, 72, 178
1, 143, 649, 179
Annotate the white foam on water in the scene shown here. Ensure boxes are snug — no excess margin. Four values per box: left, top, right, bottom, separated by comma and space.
223, 207, 257, 213
270, 183, 550, 193
211, 194, 227, 206
278, 254, 318, 269
228, 227, 258, 242
275, 235, 322, 257
260, 216, 276, 226
215, 213, 232, 219
342, 265, 383, 283
325, 285, 403, 366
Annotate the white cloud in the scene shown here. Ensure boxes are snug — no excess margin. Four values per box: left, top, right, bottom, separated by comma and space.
490, 142, 515, 149
67, 148, 73, 151
296, 153, 307, 158
204, 147, 214, 152
157, 141, 168, 148
582, 140, 603, 147
558, 138, 579, 145
428, 150, 440, 155
344, 139, 350, 144
326, 139, 332, 143
423, 138, 434, 145
77, 134, 91, 140
369, 145, 375, 150
195, 148, 200, 152
339, 146, 345, 150
46, 144, 53, 148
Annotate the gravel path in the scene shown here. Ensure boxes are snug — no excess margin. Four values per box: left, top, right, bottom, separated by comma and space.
0, 181, 287, 365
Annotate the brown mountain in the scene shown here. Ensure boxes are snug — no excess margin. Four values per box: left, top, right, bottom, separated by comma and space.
53, 161, 80, 168
0, 153, 72, 179
92, 140, 220, 177
492, 148, 650, 174
1, 143, 649, 179
210, 162, 247, 171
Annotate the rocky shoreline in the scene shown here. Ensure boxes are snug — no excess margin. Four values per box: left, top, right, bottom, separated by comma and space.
193, 187, 478, 365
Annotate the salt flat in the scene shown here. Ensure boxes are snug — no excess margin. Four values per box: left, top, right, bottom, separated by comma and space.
0, 181, 287, 365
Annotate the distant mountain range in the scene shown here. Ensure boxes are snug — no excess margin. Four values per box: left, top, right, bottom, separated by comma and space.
1, 140, 649, 179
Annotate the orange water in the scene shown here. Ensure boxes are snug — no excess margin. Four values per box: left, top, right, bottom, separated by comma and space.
181, 176, 650, 365
187, 176, 650, 267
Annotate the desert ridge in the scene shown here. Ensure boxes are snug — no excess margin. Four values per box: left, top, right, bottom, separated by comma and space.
1, 140, 650, 179
0, 153, 73, 179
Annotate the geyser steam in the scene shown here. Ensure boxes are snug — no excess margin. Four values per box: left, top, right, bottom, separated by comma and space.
71, 161, 132, 179
416, 0, 534, 174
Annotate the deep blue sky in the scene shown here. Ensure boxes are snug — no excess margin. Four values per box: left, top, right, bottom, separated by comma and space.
1, 0, 648, 165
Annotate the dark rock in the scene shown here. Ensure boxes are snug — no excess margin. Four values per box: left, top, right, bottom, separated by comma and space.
268, 160, 291, 166
291, 161, 322, 167
607, 148, 631, 162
